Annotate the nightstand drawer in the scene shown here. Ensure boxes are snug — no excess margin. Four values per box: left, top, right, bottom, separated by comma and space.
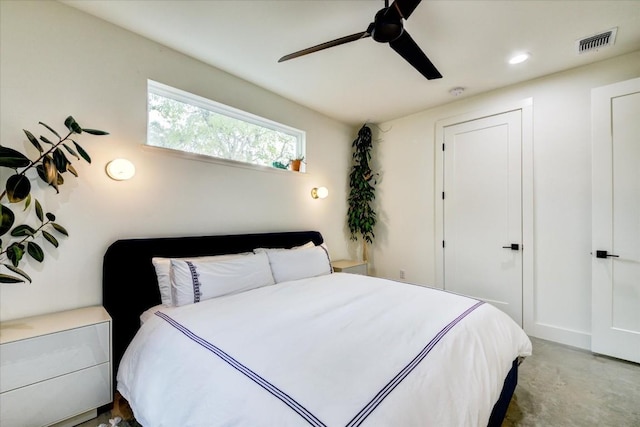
0, 362, 111, 427
0, 322, 109, 393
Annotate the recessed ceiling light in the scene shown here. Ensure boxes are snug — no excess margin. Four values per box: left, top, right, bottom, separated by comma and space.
509, 53, 530, 65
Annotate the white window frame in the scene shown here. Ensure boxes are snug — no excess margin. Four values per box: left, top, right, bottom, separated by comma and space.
146, 80, 306, 171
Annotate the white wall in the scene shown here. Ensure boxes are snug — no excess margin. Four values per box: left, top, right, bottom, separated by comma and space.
0, 1, 354, 321
371, 51, 640, 349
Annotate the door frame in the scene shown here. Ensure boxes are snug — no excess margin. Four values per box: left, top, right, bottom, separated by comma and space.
434, 98, 533, 331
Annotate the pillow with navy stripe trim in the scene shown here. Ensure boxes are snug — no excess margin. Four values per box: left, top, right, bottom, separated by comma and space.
261, 244, 332, 283
169, 252, 275, 307
153, 253, 251, 306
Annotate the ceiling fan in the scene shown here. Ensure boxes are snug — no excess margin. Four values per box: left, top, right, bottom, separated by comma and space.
278, 0, 442, 80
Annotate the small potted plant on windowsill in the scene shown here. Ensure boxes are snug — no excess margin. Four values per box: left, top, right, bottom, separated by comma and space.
271, 160, 288, 170
289, 156, 305, 172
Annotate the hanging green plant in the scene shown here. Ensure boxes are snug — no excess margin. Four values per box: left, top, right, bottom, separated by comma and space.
347, 124, 377, 260
0, 116, 108, 283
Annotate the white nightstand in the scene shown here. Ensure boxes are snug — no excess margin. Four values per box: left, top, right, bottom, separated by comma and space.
331, 259, 368, 276
0, 306, 112, 427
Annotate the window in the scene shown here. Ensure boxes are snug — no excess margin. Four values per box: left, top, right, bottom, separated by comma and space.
147, 80, 305, 170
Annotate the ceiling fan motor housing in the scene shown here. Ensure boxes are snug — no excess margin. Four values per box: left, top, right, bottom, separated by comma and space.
372, 8, 404, 43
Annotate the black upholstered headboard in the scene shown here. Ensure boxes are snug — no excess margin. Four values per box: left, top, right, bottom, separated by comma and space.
103, 230, 323, 374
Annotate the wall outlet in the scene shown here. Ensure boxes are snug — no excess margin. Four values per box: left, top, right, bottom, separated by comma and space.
399, 269, 406, 280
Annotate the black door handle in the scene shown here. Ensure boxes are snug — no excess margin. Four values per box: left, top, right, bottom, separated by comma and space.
595, 250, 619, 259
502, 243, 520, 250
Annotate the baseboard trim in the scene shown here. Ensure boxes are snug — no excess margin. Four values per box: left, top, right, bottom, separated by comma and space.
526, 322, 591, 350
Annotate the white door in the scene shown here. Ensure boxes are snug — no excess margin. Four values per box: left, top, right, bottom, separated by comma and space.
443, 110, 522, 325
591, 77, 640, 363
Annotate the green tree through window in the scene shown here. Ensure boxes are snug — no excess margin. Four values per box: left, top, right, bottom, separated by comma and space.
147, 81, 304, 169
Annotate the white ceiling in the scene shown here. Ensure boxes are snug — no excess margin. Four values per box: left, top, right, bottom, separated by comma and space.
62, 0, 640, 125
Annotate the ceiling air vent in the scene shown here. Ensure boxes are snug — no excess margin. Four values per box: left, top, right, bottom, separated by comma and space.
576, 28, 617, 54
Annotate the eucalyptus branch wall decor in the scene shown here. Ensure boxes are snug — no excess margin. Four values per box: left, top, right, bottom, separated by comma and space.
347, 124, 377, 261
0, 116, 108, 283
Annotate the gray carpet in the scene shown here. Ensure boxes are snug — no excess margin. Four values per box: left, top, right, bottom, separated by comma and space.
82, 337, 640, 426
504, 337, 640, 427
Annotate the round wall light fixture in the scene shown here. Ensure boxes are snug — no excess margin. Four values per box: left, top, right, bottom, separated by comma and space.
311, 186, 329, 199
106, 158, 135, 181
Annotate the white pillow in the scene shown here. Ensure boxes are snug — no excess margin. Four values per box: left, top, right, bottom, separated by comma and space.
170, 252, 275, 307
293, 241, 316, 249
152, 253, 250, 306
253, 240, 316, 253
263, 245, 332, 283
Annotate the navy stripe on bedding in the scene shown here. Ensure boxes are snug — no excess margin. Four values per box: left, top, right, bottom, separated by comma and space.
156, 300, 484, 426
155, 311, 327, 427
345, 300, 485, 427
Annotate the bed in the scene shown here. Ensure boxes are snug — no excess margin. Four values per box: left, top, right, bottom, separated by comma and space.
103, 230, 531, 426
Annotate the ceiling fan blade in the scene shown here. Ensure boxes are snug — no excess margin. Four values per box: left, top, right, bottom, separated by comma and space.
389, 30, 442, 79
387, 0, 422, 20
278, 31, 371, 63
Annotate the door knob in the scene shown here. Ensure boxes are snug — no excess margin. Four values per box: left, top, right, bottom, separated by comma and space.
595, 250, 619, 259
502, 243, 520, 250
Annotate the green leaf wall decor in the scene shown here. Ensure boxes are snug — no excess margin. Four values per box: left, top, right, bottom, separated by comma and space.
0, 116, 108, 283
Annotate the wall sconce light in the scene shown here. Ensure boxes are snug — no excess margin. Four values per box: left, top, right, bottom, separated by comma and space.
106, 158, 135, 181
311, 186, 329, 199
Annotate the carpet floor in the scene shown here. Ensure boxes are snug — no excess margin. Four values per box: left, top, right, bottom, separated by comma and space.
81, 337, 640, 426
503, 337, 640, 427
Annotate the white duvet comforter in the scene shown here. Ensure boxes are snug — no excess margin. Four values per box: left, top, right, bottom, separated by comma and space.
118, 273, 532, 427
